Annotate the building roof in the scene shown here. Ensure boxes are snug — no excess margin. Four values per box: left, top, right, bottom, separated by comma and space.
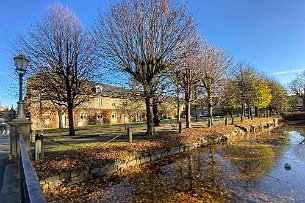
92, 83, 142, 98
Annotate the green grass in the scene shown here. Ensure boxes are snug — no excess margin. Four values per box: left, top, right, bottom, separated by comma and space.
41, 119, 182, 134
44, 125, 146, 140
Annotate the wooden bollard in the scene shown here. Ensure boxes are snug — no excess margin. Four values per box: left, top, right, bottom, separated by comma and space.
208, 118, 211, 127
127, 127, 132, 143
179, 121, 182, 133
225, 116, 228, 125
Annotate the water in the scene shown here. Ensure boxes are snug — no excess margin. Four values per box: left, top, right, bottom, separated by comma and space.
87, 126, 305, 202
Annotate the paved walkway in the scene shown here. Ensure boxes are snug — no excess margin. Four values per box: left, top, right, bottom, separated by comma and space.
0, 136, 10, 192
0, 135, 21, 203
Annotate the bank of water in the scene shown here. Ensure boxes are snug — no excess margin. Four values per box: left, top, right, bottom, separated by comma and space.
72, 125, 305, 202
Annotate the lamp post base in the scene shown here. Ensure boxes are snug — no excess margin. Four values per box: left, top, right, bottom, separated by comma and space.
8, 118, 32, 158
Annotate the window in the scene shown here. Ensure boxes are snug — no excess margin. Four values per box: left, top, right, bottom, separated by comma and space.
112, 100, 116, 107
112, 113, 117, 119
44, 119, 50, 125
80, 113, 86, 120
97, 113, 103, 119
45, 111, 51, 116
95, 86, 103, 94
97, 98, 102, 107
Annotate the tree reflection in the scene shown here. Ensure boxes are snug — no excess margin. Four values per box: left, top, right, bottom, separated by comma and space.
223, 141, 275, 182
92, 130, 292, 202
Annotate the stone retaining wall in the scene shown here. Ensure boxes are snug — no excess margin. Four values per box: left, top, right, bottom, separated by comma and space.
235, 118, 279, 133
40, 118, 279, 189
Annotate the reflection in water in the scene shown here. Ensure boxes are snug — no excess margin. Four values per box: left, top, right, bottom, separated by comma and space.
88, 126, 305, 203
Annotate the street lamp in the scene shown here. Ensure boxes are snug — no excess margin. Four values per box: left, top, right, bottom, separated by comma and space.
14, 54, 29, 119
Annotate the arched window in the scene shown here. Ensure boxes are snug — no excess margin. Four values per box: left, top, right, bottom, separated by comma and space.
96, 98, 102, 107
80, 112, 87, 120
97, 113, 103, 119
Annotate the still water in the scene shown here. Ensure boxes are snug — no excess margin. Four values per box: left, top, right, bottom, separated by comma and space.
90, 125, 305, 203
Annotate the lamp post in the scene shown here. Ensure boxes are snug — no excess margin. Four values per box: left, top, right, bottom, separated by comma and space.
8, 53, 32, 156
14, 54, 29, 120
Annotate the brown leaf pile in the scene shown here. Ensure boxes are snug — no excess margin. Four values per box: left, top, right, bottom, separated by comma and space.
34, 125, 237, 180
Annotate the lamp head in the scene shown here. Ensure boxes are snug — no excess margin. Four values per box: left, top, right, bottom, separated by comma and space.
14, 54, 29, 72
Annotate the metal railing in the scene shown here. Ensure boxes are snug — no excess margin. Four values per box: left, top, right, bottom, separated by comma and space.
19, 133, 47, 203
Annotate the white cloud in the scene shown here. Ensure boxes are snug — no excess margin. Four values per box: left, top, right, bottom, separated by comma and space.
272, 68, 305, 75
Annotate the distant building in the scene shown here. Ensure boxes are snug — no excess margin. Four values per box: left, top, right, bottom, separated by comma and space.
0, 105, 17, 122
25, 81, 150, 130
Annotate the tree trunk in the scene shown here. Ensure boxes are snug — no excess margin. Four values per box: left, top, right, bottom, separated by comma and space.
67, 102, 75, 136
255, 106, 258, 117
207, 89, 213, 125
208, 105, 213, 125
145, 96, 155, 135
230, 108, 234, 118
153, 100, 160, 127
195, 105, 198, 122
247, 106, 251, 119
241, 103, 245, 117
185, 99, 191, 128
176, 86, 181, 123
177, 100, 181, 123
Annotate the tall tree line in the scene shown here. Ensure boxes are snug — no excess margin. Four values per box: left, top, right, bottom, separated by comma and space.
14, 0, 288, 136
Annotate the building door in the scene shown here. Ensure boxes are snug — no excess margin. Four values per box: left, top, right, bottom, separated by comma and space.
62, 113, 66, 127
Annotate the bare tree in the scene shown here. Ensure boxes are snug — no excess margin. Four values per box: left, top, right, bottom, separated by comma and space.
199, 43, 232, 124
94, 0, 197, 135
175, 53, 201, 128
16, 4, 97, 136
289, 71, 305, 110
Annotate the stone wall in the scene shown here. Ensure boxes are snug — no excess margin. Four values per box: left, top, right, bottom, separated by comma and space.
235, 118, 279, 133
40, 118, 279, 189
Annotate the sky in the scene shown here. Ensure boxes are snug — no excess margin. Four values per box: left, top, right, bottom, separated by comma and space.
1, 0, 305, 107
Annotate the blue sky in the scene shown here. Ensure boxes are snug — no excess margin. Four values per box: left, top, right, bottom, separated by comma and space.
1, 0, 305, 107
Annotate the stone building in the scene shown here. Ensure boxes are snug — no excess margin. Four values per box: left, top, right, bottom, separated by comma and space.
25, 83, 147, 130
0, 105, 17, 122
